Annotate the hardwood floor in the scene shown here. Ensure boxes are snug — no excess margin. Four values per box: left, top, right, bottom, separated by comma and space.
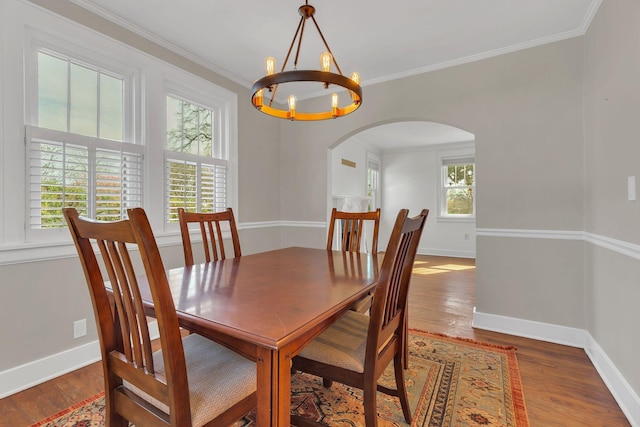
0, 255, 630, 426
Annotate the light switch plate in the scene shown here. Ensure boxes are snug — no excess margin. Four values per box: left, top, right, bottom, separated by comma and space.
628, 176, 636, 201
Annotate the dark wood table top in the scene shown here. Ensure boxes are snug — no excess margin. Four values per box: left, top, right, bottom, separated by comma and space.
156, 247, 379, 350
135, 246, 379, 426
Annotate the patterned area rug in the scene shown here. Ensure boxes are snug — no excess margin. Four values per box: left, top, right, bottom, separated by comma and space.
31, 330, 529, 427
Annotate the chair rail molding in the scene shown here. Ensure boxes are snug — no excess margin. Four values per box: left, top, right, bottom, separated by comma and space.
476, 228, 640, 260
0, 220, 327, 265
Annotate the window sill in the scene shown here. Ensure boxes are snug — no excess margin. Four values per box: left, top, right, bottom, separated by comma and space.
0, 232, 185, 266
436, 215, 476, 223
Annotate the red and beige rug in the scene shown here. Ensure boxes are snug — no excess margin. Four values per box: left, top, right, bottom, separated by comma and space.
31, 330, 529, 426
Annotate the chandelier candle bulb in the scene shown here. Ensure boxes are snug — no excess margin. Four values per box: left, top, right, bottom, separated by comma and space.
254, 89, 264, 108
265, 56, 276, 76
331, 93, 339, 117
288, 95, 296, 119
350, 72, 361, 101
321, 52, 332, 72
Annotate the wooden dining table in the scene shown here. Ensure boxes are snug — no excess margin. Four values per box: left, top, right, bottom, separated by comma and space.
139, 246, 380, 426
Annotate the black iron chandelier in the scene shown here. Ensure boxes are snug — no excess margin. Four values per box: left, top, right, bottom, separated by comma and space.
250, 1, 362, 121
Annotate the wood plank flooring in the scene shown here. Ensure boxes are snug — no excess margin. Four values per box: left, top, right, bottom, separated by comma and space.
0, 255, 630, 426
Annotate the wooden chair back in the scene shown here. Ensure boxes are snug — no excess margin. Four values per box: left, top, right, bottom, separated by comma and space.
178, 207, 241, 266
327, 207, 380, 253
292, 208, 428, 426
64, 207, 199, 426
367, 208, 428, 370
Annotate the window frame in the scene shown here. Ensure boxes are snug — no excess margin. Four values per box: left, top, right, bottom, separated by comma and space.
25, 34, 138, 145
23, 31, 141, 243
161, 76, 238, 230
366, 153, 381, 211
0, 4, 238, 261
437, 152, 476, 222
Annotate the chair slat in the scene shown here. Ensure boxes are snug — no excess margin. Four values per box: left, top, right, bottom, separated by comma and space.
178, 208, 241, 266
327, 208, 380, 254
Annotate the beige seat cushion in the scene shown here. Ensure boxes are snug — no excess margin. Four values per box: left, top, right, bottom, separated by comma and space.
297, 310, 370, 373
126, 333, 256, 426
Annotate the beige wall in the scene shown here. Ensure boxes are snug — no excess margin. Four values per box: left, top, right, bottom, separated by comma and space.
583, 0, 640, 397
280, 36, 585, 325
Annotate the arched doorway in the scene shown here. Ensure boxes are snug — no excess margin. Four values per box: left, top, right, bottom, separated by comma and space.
327, 120, 476, 257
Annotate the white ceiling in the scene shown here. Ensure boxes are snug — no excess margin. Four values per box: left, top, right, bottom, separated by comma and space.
71, 0, 598, 94
69, 0, 599, 148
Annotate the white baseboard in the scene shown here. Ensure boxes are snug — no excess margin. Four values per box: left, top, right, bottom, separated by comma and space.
0, 320, 159, 399
585, 335, 640, 427
418, 247, 476, 259
472, 308, 589, 347
0, 340, 101, 399
473, 309, 640, 427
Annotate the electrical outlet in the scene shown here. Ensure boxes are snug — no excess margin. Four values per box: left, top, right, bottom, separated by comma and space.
73, 319, 87, 339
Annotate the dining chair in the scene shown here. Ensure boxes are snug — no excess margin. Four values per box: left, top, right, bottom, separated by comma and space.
178, 207, 241, 266
293, 208, 429, 427
326, 207, 380, 254
64, 207, 256, 427
327, 208, 381, 314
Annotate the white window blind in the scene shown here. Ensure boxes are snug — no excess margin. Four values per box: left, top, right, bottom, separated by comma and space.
165, 157, 227, 223
202, 163, 228, 212
27, 126, 143, 229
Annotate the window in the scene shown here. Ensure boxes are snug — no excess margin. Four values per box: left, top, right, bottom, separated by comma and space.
165, 95, 228, 223
367, 157, 380, 211
37, 51, 124, 140
441, 157, 475, 218
6, 13, 236, 254
27, 49, 141, 234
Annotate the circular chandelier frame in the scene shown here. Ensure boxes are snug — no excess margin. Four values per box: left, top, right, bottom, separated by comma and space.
250, 2, 363, 121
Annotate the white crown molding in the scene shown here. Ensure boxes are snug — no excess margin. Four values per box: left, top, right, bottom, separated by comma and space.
57, 0, 604, 101
362, 28, 590, 90
580, 0, 604, 34
66, 0, 249, 89
473, 309, 639, 427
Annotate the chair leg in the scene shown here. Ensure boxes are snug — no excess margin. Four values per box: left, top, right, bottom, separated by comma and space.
322, 378, 333, 388
394, 353, 412, 423
107, 409, 128, 427
363, 378, 378, 427
105, 391, 127, 427
403, 316, 409, 370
